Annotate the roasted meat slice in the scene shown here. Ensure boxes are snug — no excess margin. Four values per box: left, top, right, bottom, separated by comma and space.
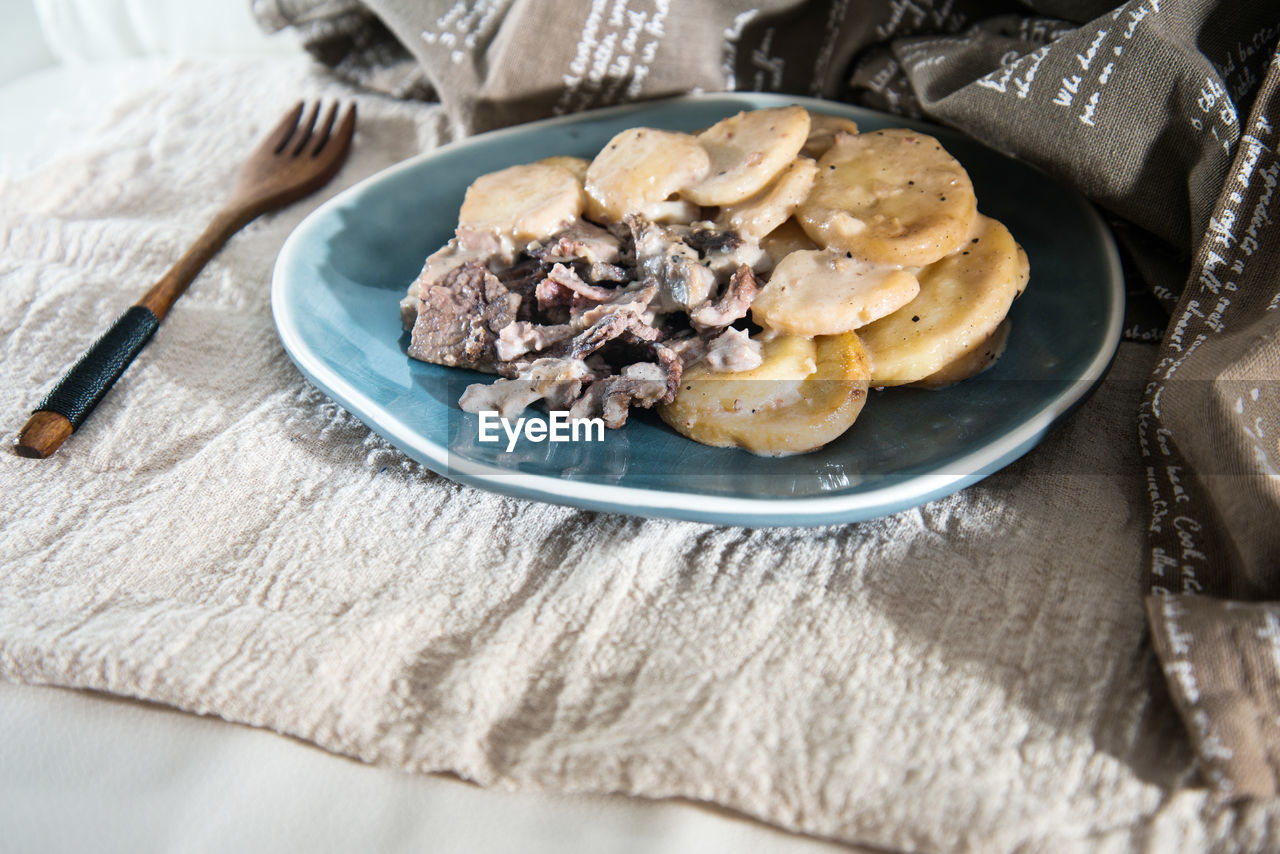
528, 221, 623, 266
534, 263, 621, 310
689, 264, 760, 332
495, 321, 576, 361
600, 362, 673, 428
459, 357, 596, 420
408, 261, 520, 371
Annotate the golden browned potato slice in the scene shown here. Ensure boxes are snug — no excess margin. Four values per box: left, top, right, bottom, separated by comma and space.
537, 155, 590, 183
800, 112, 860, 159
861, 214, 1027, 386
683, 106, 811, 206
459, 162, 585, 245
797, 128, 977, 267
716, 157, 818, 241
759, 218, 819, 262
584, 127, 711, 223
751, 249, 920, 335
658, 332, 871, 456
911, 318, 1012, 389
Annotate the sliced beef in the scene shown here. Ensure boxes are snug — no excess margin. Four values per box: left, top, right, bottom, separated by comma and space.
407, 211, 757, 433
664, 332, 707, 365
408, 261, 520, 371
587, 261, 630, 283
528, 221, 622, 266
703, 327, 764, 372
627, 214, 716, 312
459, 357, 595, 420
550, 311, 661, 362
495, 321, 576, 361
600, 362, 672, 428
572, 283, 659, 329
535, 263, 621, 311
595, 336, 682, 404
497, 258, 554, 300
569, 379, 608, 420
689, 264, 760, 332
401, 238, 508, 329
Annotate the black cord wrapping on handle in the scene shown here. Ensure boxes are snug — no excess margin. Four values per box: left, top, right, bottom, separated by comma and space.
36, 306, 159, 428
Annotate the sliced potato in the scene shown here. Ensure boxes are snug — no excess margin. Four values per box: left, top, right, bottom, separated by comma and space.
642, 199, 702, 225
759, 217, 818, 263
684, 106, 811, 206
717, 157, 818, 241
584, 128, 710, 223
751, 249, 920, 335
911, 318, 1011, 389
658, 332, 870, 456
797, 128, 977, 267
537, 155, 590, 183
861, 214, 1027, 386
801, 112, 859, 159
459, 162, 585, 245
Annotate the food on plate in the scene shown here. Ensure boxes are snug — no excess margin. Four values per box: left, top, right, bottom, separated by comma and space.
858, 214, 1028, 386
758, 217, 818, 260
583, 128, 710, 223
716, 156, 818, 241
683, 105, 811, 206
536, 155, 590, 182
458, 162, 585, 247
750, 248, 920, 336
797, 127, 977, 267
400, 106, 1028, 455
911, 319, 1012, 390
800, 113, 860, 159
657, 332, 870, 456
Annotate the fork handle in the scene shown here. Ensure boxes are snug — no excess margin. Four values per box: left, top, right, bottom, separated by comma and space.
139, 207, 252, 320
13, 207, 253, 459
14, 307, 160, 458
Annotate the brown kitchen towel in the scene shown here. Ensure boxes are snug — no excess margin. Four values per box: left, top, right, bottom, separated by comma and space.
251, 0, 1280, 797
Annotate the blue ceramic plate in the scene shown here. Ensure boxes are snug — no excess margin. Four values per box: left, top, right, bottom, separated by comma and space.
272, 93, 1122, 527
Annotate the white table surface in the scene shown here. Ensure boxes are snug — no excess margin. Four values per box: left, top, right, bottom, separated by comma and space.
0, 681, 857, 853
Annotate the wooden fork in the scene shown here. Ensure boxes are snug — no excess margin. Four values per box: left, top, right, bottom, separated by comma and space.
14, 101, 356, 459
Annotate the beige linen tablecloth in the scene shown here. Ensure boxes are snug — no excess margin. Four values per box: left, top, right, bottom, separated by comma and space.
2, 54, 1278, 852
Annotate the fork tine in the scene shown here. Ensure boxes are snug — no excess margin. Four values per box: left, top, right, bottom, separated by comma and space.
307, 101, 340, 157
261, 101, 305, 154
317, 103, 357, 163
289, 101, 322, 156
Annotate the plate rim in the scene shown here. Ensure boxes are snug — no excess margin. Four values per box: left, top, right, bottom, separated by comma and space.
272, 92, 1125, 526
